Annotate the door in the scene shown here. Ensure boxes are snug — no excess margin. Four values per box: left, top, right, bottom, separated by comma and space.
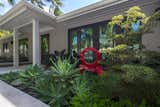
41, 34, 49, 64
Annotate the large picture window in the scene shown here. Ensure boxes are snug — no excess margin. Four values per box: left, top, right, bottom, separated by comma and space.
68, 20, 112, 53
69, 27, 94, 53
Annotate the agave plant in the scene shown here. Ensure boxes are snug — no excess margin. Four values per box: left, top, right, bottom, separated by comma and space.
50, 58, 79, 77
32, 78, 70, 107
0, 72, 20, 83
72, 73, 90, 95
50, 58, 80, 93
34, 58, 80, 106
11, 65, 43, 88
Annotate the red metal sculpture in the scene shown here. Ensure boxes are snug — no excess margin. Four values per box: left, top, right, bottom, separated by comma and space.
80, 48, 104, 75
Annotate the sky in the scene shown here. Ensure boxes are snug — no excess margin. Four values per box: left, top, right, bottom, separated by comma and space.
0, 0, 101, 15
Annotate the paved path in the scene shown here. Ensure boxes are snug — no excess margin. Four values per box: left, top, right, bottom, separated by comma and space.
0, 65, 29, 74
0, 80, 49, 107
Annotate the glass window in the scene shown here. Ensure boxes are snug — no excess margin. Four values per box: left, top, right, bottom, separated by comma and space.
71, 31, 78, 53
99, 24, 113, 49
19, 39, 28, 57
69, 20, 114, 53
41, 34, 49, 54
80, 27, 93, 52
70, 27, 93, 53
3, 43, 9, 54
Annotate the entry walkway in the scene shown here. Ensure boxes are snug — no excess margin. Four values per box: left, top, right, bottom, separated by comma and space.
0, 80, 49, 107
0, 65, 30, 74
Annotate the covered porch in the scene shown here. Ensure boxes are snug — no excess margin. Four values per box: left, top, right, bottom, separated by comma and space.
0, 1, 56, 68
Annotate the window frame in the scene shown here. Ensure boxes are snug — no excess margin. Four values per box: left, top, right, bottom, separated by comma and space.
68, 20, 110, 53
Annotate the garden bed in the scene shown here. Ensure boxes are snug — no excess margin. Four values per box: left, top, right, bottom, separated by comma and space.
0, 6, 160, 107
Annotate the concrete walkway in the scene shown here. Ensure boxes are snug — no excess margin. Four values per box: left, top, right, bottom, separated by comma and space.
0, 80, 49, 107
0, 65, 29, 74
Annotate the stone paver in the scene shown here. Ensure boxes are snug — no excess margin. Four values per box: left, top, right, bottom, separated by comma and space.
0, 80, 49, 107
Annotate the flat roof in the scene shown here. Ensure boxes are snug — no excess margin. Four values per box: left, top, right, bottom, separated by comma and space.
0, 0, 159, 26
0, 0, 128, 25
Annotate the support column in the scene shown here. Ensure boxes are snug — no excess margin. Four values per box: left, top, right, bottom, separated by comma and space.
13, 28, 19, 67
32, 19, 41, 65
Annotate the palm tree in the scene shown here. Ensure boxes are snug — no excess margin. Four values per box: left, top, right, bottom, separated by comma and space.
0, 3, 4, 7
47, 0, 63, 16
5, 0, 63, 16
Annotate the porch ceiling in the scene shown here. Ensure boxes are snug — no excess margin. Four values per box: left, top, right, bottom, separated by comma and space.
0, 1, 56, 31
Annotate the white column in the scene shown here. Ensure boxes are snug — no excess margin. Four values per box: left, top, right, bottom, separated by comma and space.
32, 19, 41, 65
13, 28, 19, 67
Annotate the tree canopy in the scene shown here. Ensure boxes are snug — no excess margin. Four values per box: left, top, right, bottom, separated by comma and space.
0, 30, 12, 39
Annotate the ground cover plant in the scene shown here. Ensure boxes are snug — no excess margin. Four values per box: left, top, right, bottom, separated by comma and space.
0, 6, 160, 107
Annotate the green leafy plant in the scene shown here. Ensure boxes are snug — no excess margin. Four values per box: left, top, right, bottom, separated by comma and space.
120, 65, 160, 105
50, 58, 79, 88
121, 65, 158, 83
51, 58, 79, 76
0, 72, 20, 83
11, 65, 43, 88
142, 51, 160, 69
32, 78, 70, 107
32, 58, 80, 107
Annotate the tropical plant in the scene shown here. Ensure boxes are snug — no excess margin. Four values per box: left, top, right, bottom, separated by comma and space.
0, 72, 20, 83
50, 58, 79, 77
106, 6, 149, 52
32, 77, 70, 107
72, 73, 90, 96
11, 65, 43, 88
50, 58, 79, 93
0, 2, 4, 7
32, 58, 79, 106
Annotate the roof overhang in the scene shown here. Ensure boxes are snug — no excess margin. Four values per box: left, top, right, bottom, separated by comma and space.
0, 0, 159, 29
56, 0, 160, 22
56, 0, 129, 22
0, 1, 56, 30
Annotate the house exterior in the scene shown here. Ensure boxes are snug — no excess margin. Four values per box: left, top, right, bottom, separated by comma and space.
0, 0, 159, 67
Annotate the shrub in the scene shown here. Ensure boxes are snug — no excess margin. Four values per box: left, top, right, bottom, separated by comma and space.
16, 65, 43, 87
32, 58, 80, 107
100, 45, 137, 66
0, 72, 20, 83
71, 93, 150, 107
32, 78, 70, 107
121, 65, 158, 83
72, 73, 90, 95
120, 65, 160, 105
142, 51, 160, 69
50, 58, 80, 89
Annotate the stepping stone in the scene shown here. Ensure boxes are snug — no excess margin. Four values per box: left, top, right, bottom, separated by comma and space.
0, 80, 49, 107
